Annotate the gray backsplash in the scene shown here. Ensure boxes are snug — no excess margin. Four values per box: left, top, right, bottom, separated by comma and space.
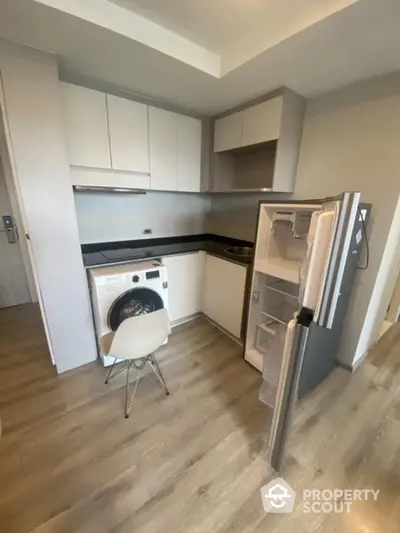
207, 192, 291, 242
74, 190, 211, 244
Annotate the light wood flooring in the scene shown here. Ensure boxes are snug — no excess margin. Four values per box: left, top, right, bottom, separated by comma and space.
0, 304, 399, 533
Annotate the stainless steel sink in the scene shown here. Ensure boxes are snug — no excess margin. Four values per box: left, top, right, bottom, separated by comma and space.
224, 246, 253, 258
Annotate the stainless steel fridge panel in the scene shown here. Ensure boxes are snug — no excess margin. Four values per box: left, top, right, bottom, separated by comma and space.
268, 320, 309, 471
315, 192, 360, 328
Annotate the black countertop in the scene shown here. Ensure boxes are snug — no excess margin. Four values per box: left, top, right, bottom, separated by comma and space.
82, 234, 254, 268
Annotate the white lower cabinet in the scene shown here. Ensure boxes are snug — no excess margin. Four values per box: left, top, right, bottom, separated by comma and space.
203, 254, 246, 338
163, 252, 205, 323
164, 251, 246, 338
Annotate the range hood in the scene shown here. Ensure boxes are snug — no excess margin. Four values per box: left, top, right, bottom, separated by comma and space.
73, 185, 147, 194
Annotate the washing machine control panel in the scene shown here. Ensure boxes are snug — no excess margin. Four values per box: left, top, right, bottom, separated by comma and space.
146, 270, 160, 280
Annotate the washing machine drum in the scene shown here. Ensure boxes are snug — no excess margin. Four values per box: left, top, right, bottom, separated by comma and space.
108, 287, 164, 331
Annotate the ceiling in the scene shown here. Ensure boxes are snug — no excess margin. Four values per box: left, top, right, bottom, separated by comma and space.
109, 0, 358, 72
0, 0, 400, 115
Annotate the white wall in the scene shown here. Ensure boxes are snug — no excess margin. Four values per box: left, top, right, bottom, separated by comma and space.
209, 73, 400, 367
0, 39, 97, 372
296, 75, 400, 367
74, 190, 211, 243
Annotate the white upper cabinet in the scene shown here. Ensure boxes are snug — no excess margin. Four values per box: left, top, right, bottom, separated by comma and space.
177, 115, 202, 192
214, 112, 242, 152
107, 95, 149, 174
241, 97, 283, 147
61, 82, 202, 192
149, 107, 178, 191
60, 83, 111, 169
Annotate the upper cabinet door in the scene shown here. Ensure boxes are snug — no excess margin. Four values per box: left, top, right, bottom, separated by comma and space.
60, 83, 111, 169
107, 95, 149, 174
214, 112, 242, 152
242, 97, 283, 147
149, 107, 178, 191
177, 115, 202, 192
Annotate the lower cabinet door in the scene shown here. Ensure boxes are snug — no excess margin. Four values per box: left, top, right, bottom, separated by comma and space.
203, 254, 246, 338
163, 252, 205, 323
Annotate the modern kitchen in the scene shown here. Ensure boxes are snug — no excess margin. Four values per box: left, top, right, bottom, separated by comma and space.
1, 1, 400, 532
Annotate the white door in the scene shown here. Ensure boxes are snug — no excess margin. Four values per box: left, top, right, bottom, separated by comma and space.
163, 252, 204, 322
0, 158, 30, 308
213, 112, 242, 152
203, 254, 246, 338
60, 83, 111, 169
177, 115, 202, 192
149, 107, 178, 191
107, 95, 149, 173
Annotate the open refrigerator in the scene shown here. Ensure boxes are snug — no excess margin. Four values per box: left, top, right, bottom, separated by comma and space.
245, 192, 370, 470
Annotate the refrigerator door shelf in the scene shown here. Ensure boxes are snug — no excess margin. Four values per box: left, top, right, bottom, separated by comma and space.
300, 208, 337, 312
300, 192, 360, 328
268, 318, 308, 470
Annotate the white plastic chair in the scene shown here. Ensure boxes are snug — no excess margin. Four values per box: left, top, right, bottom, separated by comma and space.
104, 308, 171, 418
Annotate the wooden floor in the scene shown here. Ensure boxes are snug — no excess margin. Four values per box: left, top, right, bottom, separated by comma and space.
0, 304, 399, 533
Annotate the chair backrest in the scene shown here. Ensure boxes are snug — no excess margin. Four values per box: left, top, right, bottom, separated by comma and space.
109, 308, 171, 361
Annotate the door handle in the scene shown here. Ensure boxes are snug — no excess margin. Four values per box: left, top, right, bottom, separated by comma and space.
1, 215, 18, 244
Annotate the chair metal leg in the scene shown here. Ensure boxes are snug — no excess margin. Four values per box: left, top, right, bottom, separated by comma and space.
105, 358, 126, 384
105, 357, 117, 384
148, 354, 169, 396
125, 361, 141, 419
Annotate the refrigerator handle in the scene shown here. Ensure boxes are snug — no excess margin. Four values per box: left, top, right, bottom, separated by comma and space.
316, 192, 360, 329
268, 319, 309, 471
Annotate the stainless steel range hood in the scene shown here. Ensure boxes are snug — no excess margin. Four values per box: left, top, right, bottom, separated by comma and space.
73, 185, 147, 194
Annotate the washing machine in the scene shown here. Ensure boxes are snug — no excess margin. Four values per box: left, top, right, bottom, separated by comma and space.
89, 259, 169, 366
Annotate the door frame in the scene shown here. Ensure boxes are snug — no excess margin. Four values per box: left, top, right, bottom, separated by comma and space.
0, 73, 55, 364
387, 269, 400, 323
0, 122, 36, 303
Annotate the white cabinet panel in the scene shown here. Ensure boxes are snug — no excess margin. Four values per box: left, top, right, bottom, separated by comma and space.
214, 112, 242, 152
177, 115, 202, 192
70, 168, 150, 189
149, 107, 178, 191
163, 252, 204, 322
60, 83, 111, 169
107, 95, 149, 173
242, 97, 283, 147
203, 254, 246, 338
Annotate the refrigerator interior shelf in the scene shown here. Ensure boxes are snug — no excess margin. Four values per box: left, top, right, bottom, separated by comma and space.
254, 259, 300, 284
259, 321, 278, 336
264, 279, 298, 300
261, 304, 296, 325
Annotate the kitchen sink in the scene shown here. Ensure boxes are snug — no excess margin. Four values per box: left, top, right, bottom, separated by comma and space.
224, 246, 254, 258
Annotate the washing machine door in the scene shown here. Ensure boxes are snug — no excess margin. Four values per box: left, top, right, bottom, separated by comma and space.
108, 287, 164, 331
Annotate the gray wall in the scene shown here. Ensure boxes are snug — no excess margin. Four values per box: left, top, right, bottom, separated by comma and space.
208, 73, 400, 367
0, 39, 98, 372
74, 191, 211, 243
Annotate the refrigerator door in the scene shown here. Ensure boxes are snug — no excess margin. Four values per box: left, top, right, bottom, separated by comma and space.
300, 192, 360, 328
268, 316, 310, 470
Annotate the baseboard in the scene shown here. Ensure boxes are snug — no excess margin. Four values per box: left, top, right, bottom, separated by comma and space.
170, 313, 201, 328
170, 311, 243, 346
